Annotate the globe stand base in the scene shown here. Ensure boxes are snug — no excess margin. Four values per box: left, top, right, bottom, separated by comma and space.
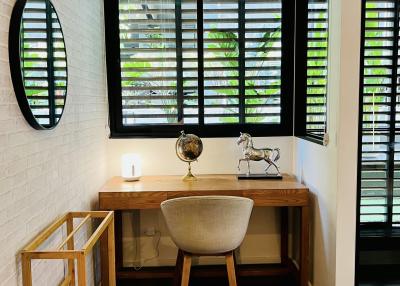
182, 162, 197, 181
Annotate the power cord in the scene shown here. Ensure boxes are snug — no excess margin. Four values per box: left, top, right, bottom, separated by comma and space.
131, 230, 161, 271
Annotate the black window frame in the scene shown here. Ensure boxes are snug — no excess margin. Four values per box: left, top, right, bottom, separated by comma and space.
104, 0, 296, 138
355, 1, 400, 283
294, 0, 330, 145
356, 0, 400, 232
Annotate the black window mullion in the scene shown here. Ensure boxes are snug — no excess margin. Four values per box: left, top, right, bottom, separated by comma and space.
197, 0, 204, 125
175, 0, 184, 123
281, 0, 295, 133
294, 0, 329, 144
294, 0, 308, 137
104, 0, 123, 134
238, 0, 246, 124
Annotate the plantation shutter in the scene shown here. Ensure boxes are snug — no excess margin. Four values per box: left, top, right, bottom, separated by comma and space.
244, 0, 282, 124
203, 0, 240, 123
118, 0, 284, 126
119, 0, 179, 125
181, 1, 199, 124
394, 0, 400, 226
359, 0, 400, 227
305, 0, 329, 139
21, 0, 67, 127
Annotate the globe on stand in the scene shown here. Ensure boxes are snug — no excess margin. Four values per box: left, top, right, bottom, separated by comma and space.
175, 131, 203, 181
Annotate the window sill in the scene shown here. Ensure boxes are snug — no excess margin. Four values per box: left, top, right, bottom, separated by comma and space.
296, 135, 325, 146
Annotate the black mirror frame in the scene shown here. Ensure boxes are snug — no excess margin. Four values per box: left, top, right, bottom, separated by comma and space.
9, 0, 68, 130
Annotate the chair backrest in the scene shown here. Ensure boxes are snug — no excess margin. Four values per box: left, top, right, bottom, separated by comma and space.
161, 196, 254, 254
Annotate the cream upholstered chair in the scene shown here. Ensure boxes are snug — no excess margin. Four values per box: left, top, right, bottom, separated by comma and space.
161, 196, 254, 286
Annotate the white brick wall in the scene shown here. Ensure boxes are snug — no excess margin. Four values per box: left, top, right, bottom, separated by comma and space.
0, 0, 108, 285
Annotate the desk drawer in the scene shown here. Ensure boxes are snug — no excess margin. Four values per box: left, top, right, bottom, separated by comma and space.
99, 192, 167, 210
245, 190, 309, 207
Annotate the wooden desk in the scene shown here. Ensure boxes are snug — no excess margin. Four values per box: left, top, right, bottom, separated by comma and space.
99, 175, 310, 286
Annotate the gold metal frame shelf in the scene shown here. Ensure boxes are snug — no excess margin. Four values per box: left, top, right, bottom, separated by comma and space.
21, 211, 116, 286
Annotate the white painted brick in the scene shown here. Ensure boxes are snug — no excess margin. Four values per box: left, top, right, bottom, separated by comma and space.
0, 0, 108, 285
0, 119, 16, 133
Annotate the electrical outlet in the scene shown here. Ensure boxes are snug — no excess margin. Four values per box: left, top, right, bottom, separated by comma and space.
323, 133, 329, 146
144, 227, 156, 236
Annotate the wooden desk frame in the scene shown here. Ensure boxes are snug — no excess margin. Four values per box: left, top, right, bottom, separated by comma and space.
98, 175, 310, 286
21, 211, 116, 286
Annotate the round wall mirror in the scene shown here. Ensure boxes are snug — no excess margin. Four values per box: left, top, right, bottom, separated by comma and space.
9, 0, 68, 130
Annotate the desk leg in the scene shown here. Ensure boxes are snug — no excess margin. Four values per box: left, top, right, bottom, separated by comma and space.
280, 207, 289, 266
101, 211, 122, 286
300, 206, 310, 286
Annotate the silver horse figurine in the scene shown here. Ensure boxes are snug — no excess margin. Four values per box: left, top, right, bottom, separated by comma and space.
237, 132, 281, 175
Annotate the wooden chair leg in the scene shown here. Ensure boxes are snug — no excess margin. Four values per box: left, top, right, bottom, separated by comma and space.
233, 251, 240, 286
174, 249, 184, 286
181, 253, 192, 286
226, 252, 237, 286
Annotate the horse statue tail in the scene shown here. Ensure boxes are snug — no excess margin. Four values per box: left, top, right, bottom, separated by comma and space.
273, 148, 280, 162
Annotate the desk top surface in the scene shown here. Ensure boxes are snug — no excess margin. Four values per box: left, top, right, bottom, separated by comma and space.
99, 174, 307, 193
99, 175, 309, 209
